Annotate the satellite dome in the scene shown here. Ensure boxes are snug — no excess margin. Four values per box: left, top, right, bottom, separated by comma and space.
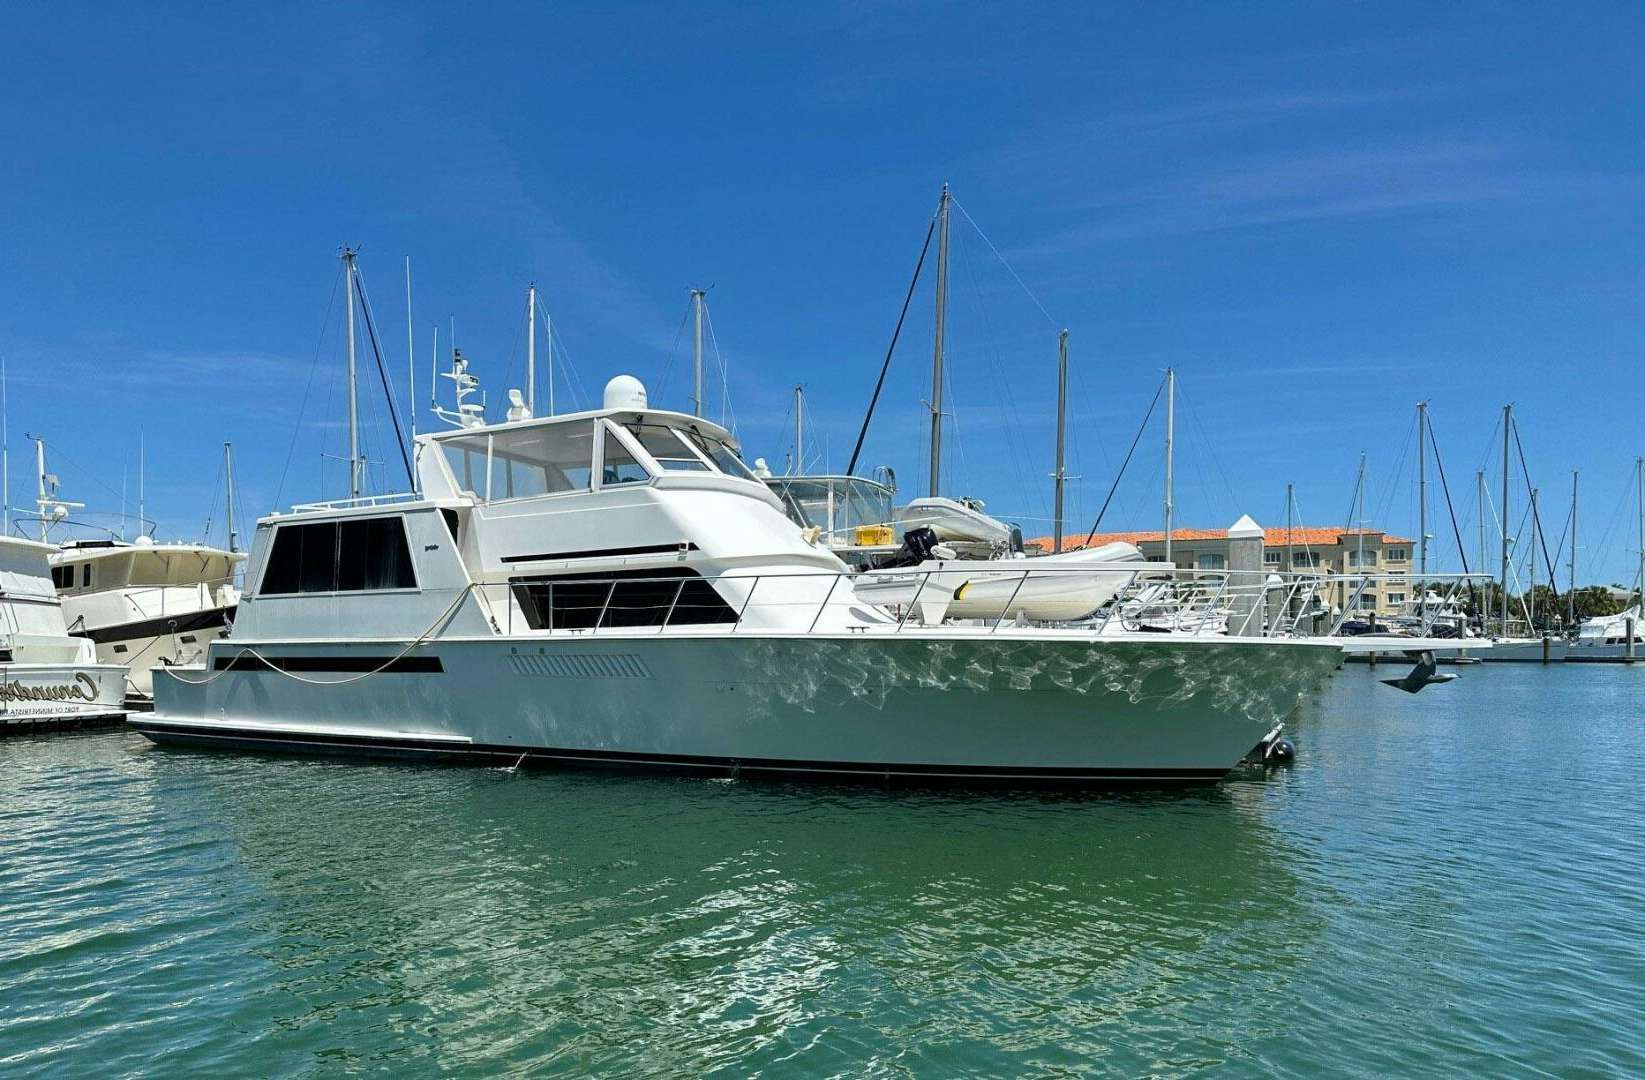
603, 375, 648, 411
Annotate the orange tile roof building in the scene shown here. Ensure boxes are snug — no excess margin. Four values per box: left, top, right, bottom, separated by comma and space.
1026, 525, 1416, 616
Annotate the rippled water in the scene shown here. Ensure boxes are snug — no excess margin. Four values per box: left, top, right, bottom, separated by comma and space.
3, 664, 1644, 1077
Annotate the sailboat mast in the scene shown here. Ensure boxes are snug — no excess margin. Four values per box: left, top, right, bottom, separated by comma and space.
405, 258, 416, 442
527, 283, 537, 416
343, 248, 361, 500
928, 184, 951, 498
1569, 470, 1578, 627
691, 289, 706, 417
1636, 456, 1644, 613
1418, 401, 1428, 622
1355, 452, 1366, 610
1529, 487, 1539, 627
2, 353, 8, 537
1163, 367, 1175, 565
1053, 329, 1069, 553
1500, 404, 1512, 634
1417, 401, 1428, 576
224, 442, 238, 553
1286, 481, 1295, 619
793, 385, 804, 475
139, 432, 145, 539
1477, 470, 1487, 605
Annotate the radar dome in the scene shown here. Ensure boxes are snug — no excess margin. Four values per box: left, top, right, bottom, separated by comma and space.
603, 375, 648, 410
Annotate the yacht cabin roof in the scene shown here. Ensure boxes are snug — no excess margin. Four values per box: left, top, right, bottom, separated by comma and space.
269, 400, 775, 523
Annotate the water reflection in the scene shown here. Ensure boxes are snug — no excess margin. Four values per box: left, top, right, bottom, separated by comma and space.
168, 756, 1310, 1075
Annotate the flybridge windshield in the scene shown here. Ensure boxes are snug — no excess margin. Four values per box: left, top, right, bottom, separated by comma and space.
767, 478, 894, 536
439, 419, 757, 501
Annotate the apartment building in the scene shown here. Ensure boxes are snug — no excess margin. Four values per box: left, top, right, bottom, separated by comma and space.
1028, 523, 1414, 617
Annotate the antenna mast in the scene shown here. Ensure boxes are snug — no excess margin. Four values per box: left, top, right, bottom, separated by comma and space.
34, 437, 46, 543
928, 183, 951, 498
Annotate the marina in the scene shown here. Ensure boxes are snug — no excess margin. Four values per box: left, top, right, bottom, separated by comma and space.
5, 4, 1645, 1075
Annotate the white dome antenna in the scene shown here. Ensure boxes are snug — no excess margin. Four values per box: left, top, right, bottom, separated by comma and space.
604, 375, 647, 411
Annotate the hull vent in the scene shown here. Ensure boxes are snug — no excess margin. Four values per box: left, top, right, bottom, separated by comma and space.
508, 652, 653, 679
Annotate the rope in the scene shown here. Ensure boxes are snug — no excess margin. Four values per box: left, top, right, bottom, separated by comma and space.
949, 197, 1057, 327
846, 212, 937, 477
1080, 375, 1166, 548
275, 268, 341, 511
165, 583, 475, 687
353, 267, 416, 488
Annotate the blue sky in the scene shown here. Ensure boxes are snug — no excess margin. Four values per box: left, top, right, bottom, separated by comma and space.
3, 4, 1643, 583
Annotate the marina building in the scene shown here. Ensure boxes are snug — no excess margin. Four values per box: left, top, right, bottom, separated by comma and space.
1028, 520, 1415, 617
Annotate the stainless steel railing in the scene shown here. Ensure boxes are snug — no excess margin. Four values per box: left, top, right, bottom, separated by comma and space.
462, 564, 1493, 640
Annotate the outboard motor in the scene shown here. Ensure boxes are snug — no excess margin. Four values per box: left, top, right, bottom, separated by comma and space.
875, 526, 941, 569
1008, 525, 1024, 554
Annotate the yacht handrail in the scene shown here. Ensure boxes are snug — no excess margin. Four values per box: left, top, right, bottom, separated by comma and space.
289, 491, 425, 513
452, 566, 1490, 640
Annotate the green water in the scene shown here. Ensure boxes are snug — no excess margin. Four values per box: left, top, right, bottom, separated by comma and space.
3, 665, 1643, 1077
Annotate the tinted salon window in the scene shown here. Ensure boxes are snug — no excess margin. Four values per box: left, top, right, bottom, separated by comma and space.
261, 517, 417, 594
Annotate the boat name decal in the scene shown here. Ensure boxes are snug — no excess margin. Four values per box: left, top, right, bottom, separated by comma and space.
0, 673, 98, 703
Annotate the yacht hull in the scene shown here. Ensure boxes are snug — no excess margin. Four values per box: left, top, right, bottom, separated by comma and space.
0, 663, 129, 734
135, 634, 1339, 784
82, 606, 236, 701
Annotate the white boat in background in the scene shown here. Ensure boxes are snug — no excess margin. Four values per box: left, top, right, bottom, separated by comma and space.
25, 438, 244, 702
853, 542, 1154, 624
896, 495, 1018, 557
1567, 605, 1644, 663
133, 292, 1344, 785
52, 538, 243, 700
0, 537, 129, 733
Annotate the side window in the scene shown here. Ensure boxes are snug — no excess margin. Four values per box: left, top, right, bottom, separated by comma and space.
337, 517, 416, 590
82, 564, 93, 588
441, 424, 596, 500
601, 424, 650, 486
261, 518, 415, 594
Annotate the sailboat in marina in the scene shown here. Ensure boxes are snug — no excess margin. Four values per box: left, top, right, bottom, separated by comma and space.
128, 250, 1347, 784
1568, 456, 1645, 662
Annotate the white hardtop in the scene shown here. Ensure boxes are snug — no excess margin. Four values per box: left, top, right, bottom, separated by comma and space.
54, 537, 245, 563
0, 535, 63, 594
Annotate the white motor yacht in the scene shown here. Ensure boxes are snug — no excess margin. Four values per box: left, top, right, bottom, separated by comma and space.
1567, 606, 1644, 663
52, 539, 243, 701
0, 537, 129, 733
132, 372, 1343, 784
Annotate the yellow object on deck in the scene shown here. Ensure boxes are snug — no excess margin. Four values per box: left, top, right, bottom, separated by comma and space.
854, 525, 896, 547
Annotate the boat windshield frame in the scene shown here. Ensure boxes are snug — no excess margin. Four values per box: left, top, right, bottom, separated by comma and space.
433, 415, 766, 504
766, 476, 896, 539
